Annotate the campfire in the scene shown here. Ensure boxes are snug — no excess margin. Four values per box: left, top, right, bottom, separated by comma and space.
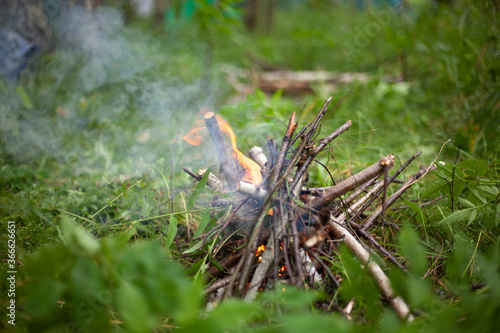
182, 98, 436, 321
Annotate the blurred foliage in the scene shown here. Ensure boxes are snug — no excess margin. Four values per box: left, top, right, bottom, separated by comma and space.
9, 217, 499, 332
1, 0, 499, 332
21, 217, 203, 332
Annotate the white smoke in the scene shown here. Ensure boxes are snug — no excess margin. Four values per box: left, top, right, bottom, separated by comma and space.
0, 5, 221, 178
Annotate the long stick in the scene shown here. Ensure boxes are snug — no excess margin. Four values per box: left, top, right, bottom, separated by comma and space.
279, 201, 296, 284
328, 218, 414, 321
205, 272, 241, 295
290, 214, 306, 283
245, 235, 275, 301
304, 97, 332, 143
330, 177, 379, 217
348, 222, 407, 272
302, 154, 395, 218
348, 151, 422, 225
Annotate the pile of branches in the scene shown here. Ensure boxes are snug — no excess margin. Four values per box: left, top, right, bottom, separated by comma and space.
182, 97, 436, 321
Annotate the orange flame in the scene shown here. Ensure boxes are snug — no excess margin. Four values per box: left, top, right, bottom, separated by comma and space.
183, 122, 206, 146
183, 111, 262, 185
256, 244, 266, 261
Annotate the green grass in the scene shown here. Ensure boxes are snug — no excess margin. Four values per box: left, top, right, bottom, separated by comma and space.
1, 0, 499, 332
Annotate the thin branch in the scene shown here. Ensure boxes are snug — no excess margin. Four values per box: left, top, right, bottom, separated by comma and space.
205, 272, 241, 295
336, 180, 386, 222
363, 164, 437, 229
289, 121, 311, 148
302, 246, 340, 288
279, 201, 296, 284
266, 136, 278, 171
183, 167, 202, 181
271, 112, 297, 187
348, 222, 407, 272
291, 120, 352, 195
381, 163, 390, 221
305, 97, 333, 143
206, 252, 244, 279
290, 209, 306, 283
391, 195, 444, 210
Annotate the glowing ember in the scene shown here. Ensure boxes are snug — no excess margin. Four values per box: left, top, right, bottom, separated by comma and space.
183, 110, 262, 185
278, 265, 287, 276
256, 244, 266, 261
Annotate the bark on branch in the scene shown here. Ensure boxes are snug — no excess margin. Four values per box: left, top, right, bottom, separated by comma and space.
328, 217, 414, 321
310, 154, 395, 211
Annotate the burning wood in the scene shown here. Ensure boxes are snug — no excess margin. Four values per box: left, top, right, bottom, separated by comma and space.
182, 97, 436, 322
248, 146, 267, 171
183, 110, 262, 189
237, 181, 267, 200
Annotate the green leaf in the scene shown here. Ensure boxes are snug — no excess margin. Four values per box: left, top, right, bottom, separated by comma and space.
115, 282, 156, 333
140, 197, 151, 217
183, 240, 204, 254
451, 180, 466, 200
460, 159, 488, 177
165, 215, 178, 251
16, 85, 34, 109
422, 181, 448, 199
208, 300, 260, 331
447, 235, 474, 280
187, 169, 210, 210
399, 226, 426, 275
473, 185, 499, 198
113, 222, 137, 244
458, 198, 476, 209
439, 208, 475, 225
60, 216, 100, 255
467, 209, 478, 225
434, 162, 453, 179
281, 313, 351, 333
469, 188, 487, 204
402, 198, 427, 225
194, 208, 211, 237
25, 279, 65, 318
70, 257, 105, 303
209, 257, 225, 272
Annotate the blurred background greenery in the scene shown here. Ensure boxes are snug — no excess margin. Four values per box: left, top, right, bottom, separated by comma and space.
1, 0, 499, 332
